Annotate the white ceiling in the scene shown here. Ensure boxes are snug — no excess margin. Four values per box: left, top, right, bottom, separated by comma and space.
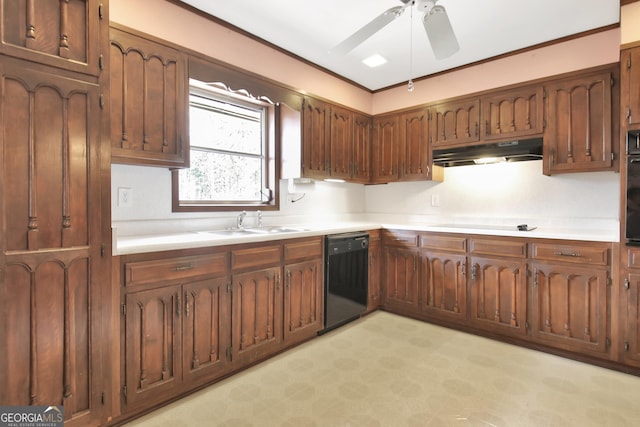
178, 0, 620, 91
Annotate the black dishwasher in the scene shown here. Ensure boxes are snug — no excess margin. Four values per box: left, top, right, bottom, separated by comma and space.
321, 232, 369, 333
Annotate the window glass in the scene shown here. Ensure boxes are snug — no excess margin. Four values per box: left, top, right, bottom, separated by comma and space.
174, 82, 276, 210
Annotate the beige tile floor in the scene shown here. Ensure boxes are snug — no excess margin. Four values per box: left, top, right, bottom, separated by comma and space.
125, 311, 640, 427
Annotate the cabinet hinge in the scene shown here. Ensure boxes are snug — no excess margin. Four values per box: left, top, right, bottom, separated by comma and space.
99, 94, 104, 110
121, 304, 126, 316
628, 108, 632, 122
625, 341, 630, 352
122, 385, 127, 398
98, 3, 104, 20
525, 321, 529, 330
533, 269, 538, 287
605, 337, 611, 348
226, 346, 232, 361
100, 243, 105, 257
101, 392, 105, 405
542, 119, 547, 129
611, 152, 615, 161
611, 76, 615, 87
607, 275, 612, 286
98, 54, 104, 70
227, 281, 232, 293
625, 278, 631, 290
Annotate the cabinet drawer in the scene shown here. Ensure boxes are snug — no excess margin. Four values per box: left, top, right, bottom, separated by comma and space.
125, 252, 229, 287
232, 244, 283, 271
284, 237, 323, 263
420, 234, 466, 252
628, 247, 640, 269
383, 230, 419, 247
531, 242, 609, 266
470, 238, 526, 258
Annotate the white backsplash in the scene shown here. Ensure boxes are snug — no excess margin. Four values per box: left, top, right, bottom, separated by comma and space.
112, 160, 620, 236
365, 160, 620, 224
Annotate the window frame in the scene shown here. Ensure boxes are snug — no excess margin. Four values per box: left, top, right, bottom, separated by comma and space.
172, 82, 280, 212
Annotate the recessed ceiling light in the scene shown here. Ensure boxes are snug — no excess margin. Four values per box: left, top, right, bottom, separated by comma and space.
362, 54, 387, 68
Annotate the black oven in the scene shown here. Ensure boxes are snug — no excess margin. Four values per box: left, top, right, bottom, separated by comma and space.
627, 131, 640, 245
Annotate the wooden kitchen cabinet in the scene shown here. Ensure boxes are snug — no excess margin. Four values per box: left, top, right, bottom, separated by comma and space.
481, 84, 544, 142
124, 285, 181, 406
372, 113, 401, 183
182, 277, 232, 384
110, 26, 189, 167
329, 104, 353, 179
621, 46, 640, 130
352, 112, 373, 183
401, 108, 433, 181
283, 237, 324, 344
429, 97, 480, 148
382, 230, 421, 312
122, 251, 232, 409
0, 59, 108, 426
529, 241, 611, 358
232, 266, 283, 366
543, 67, 616, 175
420, 234, 468, 323
372, 109, 440, 183
0, 0, 104, 76
619, 247, 640, 367
621, 272, 640, 367
367, 230, 382, 312
468, 237, 528, 336
302, 96, 331, 179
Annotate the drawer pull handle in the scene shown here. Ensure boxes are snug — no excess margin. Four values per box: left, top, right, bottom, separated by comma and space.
173, 264, 193, 271
553, 251, 581, 257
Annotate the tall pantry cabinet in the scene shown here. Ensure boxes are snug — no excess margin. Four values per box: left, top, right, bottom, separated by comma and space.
0, 2, 111, 426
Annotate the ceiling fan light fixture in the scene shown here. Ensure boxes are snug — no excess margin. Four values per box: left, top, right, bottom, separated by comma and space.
423, 5, 460, 60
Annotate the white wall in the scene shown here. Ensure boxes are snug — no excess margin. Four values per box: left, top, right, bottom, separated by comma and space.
365, 161, 619, 226
111, 164, 366, 235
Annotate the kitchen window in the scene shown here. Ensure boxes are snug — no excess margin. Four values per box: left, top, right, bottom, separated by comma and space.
172, 81, 278, 212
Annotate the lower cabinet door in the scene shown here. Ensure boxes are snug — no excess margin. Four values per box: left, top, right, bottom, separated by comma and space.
383, 247, 420, 312
182, 277, 232, 384
468, 257, 527, 336
284, 259, 323, 343
622, 273, 640, 366
124, 285, 181, 406
421, 251, 467, 323
531, 263, 609, 357
232, 267, 284, 365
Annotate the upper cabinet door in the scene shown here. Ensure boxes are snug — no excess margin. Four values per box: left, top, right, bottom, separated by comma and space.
0, 0, 104, 76
372, 114, 401, 183
329, 105, 353, 179
544, 68, 616, 175
301, 96, 330, 179
352, 112, 372, 183
429, 98, 480, 148
401, 108, 431, 181
481, 84, 544, 142
110, 26, 189, 167
622, 47, 640, 130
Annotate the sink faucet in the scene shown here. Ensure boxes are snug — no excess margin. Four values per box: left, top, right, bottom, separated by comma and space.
237, 211, 247, 229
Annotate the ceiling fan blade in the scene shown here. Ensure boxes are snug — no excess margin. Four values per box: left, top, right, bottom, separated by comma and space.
422, 5, 459, 60
331, 5, 407, 55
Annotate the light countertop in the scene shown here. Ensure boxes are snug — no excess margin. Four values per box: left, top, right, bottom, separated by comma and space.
113, 219, 618, 256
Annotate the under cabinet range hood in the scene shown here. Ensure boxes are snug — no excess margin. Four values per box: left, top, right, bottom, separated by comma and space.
433, 138, 543, 167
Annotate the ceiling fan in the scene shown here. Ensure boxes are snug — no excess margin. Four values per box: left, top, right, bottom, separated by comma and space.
331, 0, 459, 60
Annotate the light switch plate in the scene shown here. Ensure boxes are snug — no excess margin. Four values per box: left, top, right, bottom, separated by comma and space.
118, 187, 133, 207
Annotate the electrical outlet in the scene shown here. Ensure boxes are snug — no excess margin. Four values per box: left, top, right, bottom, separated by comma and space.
118, 187, 133, 207
431, 194, 440, 207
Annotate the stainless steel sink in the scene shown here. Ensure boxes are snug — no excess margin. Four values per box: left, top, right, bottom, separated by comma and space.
201, 226, 309, 236
243, 226, 309, 234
